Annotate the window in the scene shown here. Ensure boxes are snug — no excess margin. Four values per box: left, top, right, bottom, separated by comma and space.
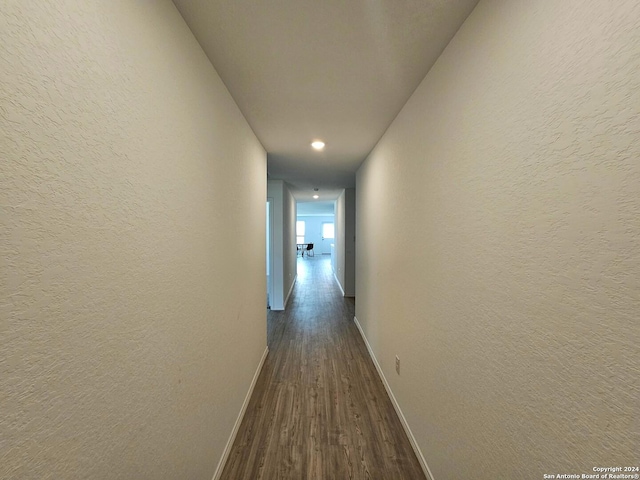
322, 222, 334, 240
296, 220, 305, 244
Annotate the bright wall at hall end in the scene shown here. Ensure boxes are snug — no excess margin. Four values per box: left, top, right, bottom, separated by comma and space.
355, 1, 639, 479
297, 215, 334, 255
1, 2, 267, 479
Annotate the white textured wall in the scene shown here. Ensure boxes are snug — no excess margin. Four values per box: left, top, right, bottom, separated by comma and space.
1, 2, 266, 479
356, 1, 640, 479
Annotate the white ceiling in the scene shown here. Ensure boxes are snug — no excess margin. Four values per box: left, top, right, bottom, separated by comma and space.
173, 0, 480, 201
297, 202, 335, 217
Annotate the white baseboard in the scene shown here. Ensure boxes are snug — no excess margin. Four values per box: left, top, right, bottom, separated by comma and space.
333, 273, 345, 296
353, 316, 435, 480
284, 275, 297, 308
211, 346, 269, 480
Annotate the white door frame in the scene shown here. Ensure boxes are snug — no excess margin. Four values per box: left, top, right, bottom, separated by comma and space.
266, 198, 274, 308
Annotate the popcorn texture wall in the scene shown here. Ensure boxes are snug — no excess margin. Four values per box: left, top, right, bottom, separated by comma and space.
356, 1, 640, 478
1, 2, 266, 479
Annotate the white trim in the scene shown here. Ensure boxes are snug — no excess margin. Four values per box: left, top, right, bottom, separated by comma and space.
211, 346, 269, 480
284, 275, 297, 308
353, 316, 435, 480
333, 272, 345, 296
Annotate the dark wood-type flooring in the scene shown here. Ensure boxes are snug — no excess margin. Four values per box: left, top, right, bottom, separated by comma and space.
220, 255, 426, 480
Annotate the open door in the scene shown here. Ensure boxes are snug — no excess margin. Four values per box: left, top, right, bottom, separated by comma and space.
266, 199, 273, 308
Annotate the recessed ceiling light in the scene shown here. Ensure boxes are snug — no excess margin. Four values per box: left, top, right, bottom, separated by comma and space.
311, 140, 325, 151
313, 195, 319, 199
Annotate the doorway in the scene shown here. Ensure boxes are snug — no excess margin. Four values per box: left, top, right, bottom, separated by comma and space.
266, 198, 273, 309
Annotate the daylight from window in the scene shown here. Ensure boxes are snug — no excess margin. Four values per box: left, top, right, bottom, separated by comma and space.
296, 220, 305, 244
322, 222, 334, 239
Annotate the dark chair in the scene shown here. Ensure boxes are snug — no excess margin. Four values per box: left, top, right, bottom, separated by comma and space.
305, 243, 314, 256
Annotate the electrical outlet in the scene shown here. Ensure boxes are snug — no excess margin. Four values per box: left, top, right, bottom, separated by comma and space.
395, 355, 400, 375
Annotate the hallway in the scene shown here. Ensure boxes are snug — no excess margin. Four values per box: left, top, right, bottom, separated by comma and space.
221, 255, 425, 479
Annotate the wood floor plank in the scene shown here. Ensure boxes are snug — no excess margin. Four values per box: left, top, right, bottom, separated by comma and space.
220, 255, 426, 480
